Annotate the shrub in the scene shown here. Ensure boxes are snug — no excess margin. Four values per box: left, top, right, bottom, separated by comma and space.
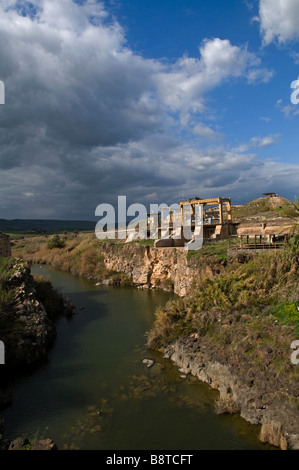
33, 275, 65, 321
47, 234, 66, 250
272, 302, 299, 333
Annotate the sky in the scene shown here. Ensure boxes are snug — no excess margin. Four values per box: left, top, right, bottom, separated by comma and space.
0, 0, 298, 220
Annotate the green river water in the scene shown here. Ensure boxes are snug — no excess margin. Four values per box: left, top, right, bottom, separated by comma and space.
1, 265, 274, 450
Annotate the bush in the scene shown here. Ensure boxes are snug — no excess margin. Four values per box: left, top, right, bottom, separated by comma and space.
33, 275, 65, 320
148, 250, 299, 349
272, 302, 299, 333
0, 257, 16, 313
47, 235, 66, 250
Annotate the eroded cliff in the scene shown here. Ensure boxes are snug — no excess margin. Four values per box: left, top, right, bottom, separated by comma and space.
100, 243, 221, 296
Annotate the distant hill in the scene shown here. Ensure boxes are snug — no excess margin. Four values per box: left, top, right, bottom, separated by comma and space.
0, 196, 297, 234
232, 196, 295, 220
0, 219, 95, 233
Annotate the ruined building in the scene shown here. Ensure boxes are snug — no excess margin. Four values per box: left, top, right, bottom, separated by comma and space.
151, 197, 238, 248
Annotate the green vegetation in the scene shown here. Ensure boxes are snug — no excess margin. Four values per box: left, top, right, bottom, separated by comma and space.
272, 302, 299, 334
293, 196, 299, 217
187, 240, 231, 262
12, 232, 131, 284
287, 197, 299, 235
47, 234, 66, 249
281, 196, 299, 220
232, 196, 294, 219
33, 275, 66, 321
0, 257, 16, 313
148, 236, 299, 350
22, 443, 33, 451
126, 239, 155, 247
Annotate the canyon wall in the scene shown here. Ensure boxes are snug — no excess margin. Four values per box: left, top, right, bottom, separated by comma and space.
164, 338, 299, 450
100, 243, 222, 297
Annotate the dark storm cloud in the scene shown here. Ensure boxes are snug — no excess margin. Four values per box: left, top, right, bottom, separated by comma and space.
0, 0, 298, 219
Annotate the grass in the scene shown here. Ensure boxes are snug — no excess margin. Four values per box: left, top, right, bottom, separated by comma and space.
126, 239, 155, 246
4, 232, 45, 240
148, 236, 299, 350
12, 232, 132, 285
231, 196, 294, 219
187, 240, 231, 262
272, 302, 299, 334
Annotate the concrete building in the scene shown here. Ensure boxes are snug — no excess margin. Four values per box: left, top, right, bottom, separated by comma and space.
236, 223, 292, 250
150, 197, 238, 248
0, 232, 11, 257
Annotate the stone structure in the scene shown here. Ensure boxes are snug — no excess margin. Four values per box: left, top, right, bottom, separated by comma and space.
0, 233, 11, 257
263, 193, 278, 198
120, 196, 238, 247
149, 196, 238, 248
235, 223, 292, 250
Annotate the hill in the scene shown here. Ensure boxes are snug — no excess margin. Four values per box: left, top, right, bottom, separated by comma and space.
232, 196, 295, 221
0, 219, 95, 234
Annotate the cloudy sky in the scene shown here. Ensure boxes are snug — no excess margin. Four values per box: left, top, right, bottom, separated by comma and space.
0, 0, 298, 220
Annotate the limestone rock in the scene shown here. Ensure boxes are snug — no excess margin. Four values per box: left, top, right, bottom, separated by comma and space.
142, 359, 154, 368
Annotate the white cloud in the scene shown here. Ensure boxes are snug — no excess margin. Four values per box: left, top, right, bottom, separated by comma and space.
192, 123, 222, 140
250, 134, 281, 148
155, 38, 273, 125
291, 51, 299, 64
0, 2, 273, 150
0, 0, 294, 219
234, 134, 280, 152
259, 0, 299, 45
260, 116, 271, 122
276, 97, 299, 118
247, 67, 274, 84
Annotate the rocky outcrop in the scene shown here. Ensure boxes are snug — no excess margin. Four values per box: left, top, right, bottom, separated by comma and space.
0, 261, 56, 381
0, 260, 73, 383
100, 243, 221, 296
0, 435, 58, 450
0, 260, 71, 450
164, 337, 299, 450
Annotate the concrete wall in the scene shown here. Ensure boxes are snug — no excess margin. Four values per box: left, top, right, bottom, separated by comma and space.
0, 233, 11, 257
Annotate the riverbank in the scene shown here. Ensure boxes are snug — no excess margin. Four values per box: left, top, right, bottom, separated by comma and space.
0, 257, 73, 384
0, 257, 76, 449
9, 233, 299, 449
0, 263, 273, 451
147, 242, 299, 450
11, 233, 228, 296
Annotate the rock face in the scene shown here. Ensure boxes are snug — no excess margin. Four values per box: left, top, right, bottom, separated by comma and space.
164, 338, 299, 450
0, 418, 58, 451
101, 243, 219, 297
0, 260, 70, 450
1, 437, 58, 451
0, 261, 57, 381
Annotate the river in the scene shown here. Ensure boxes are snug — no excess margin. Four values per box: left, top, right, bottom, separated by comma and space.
1, 265, 274, 450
